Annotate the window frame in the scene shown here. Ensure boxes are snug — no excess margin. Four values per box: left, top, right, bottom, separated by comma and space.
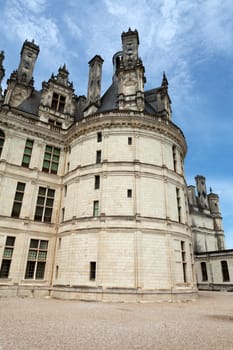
42, 145, 60, 174
94, 175, 100, 189
127, 189, 132, 198
11, 182, 26, 218
22, 139, 34, 168
90, 261, 96, 280
34, 187, 55, 223
0, 129, 5, 157
221, 260, 230, 282
97, 132, 102, 142
0, 236, 16, 278
51, 92, 66, 113
96, 150, 101, 164
24, 239, 48, 280
93, 200, 99, 217
176, 188, 182, 223
200, 261, 208, 281
181, 240, 187, 283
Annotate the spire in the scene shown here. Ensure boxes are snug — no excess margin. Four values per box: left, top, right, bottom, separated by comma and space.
0, 51, 5, 97
162, 72, 168, 88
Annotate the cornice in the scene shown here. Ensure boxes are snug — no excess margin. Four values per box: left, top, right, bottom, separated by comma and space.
0, 107, 66, 145
68, 111, 187, 155
0, 107, 187, 154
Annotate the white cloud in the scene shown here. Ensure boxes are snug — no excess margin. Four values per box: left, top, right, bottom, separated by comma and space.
22, 0, 47, 14
63, 15, 82, 39
1, 0, 61, 49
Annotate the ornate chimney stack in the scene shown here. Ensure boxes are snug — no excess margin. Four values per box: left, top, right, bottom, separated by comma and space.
195, 175, 209, 209
85, 55, 104, 116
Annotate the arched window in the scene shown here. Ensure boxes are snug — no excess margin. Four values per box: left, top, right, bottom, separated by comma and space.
0, 129, 5, 157
221, 260, 230, 282
201, 262, 208, 281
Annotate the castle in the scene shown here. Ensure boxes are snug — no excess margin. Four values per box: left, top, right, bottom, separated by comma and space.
0, 29, 232, 301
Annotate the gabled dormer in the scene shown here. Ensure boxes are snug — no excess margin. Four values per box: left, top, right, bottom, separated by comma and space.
38, 65, 76, 129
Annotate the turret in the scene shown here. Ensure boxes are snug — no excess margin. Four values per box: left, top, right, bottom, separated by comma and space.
208, 192, 225, 250
4, 39, 39, 107
116, 28, 145, 111
17, 39, 39, 85
0, 51, 5, 100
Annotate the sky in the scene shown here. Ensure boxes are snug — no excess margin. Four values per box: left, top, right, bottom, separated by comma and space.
0, 0, 233, 247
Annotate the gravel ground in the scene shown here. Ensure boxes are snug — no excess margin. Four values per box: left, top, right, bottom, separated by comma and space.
0, 291, 233, 350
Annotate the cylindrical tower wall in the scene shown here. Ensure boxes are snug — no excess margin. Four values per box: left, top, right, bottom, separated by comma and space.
54, 113, 197, 301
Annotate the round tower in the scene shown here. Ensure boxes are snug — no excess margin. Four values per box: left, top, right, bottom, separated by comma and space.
53, 29, 197, 302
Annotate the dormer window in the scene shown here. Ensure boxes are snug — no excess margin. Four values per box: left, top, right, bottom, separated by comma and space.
51, 92, 66, 113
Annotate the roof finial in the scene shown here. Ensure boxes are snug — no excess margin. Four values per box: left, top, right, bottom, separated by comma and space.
162, 71, 168, 87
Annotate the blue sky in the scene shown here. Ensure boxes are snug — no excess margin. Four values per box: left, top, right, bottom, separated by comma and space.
0, 0, 233, 247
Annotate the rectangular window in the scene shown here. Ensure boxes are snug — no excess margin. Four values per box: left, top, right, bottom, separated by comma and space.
55, 265, 59, 279
201, 262, 208, 281
0, 236, 16, 278
128, 137, 132, 145
189, 243, 194, 281
96, 150, 101, 164
25, 239, 48, 279
127, 189, 132, 198
42, 145, 60, 174
176, 188, 181, 223
181, 241, 187, 283
11, 182, 25, 218
51, 92, 66, 113
95, 175, 100, 189
22, 139, 34, 167
172, 145, 177, 172
221, 260, 230, 282
34, 187, 55, 223
61, 208, 65, 222
0, 130, 5, 157
90, 261, 96, 280
97, 132, 102, 142
64, 185, 67, 196
93, 200, 99, 216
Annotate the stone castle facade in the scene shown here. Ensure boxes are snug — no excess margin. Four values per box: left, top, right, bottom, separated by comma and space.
0, 29, 232, 301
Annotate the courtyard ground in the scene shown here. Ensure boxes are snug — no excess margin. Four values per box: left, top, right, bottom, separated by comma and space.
0, 291, 232, 350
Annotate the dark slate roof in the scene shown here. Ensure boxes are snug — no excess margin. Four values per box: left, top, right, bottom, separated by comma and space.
17, 90, 41, 117
144, 88, 158, 114
97, 79, 160, 115
97, 78, 118, 113
74, 96, 87, 122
